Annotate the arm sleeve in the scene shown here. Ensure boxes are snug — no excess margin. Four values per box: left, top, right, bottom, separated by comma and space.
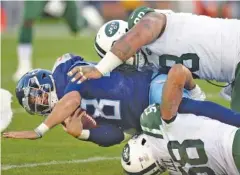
179, 98, 240, 127
87, 124, 125, 147
64, 81, 90, 96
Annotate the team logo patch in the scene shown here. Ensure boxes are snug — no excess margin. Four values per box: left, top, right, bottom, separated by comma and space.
122, 144, 130, 162
105, 21, 120, 37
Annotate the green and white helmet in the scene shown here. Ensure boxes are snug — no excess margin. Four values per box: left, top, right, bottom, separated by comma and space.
94, 20, 134, 65
121, 134, 165, 175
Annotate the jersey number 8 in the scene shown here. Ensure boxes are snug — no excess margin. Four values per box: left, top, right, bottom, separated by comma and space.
81, 99, 121, 120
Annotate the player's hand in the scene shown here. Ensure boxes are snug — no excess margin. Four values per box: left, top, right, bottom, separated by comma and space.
64, 108, 84, 137
2, 130, 40, 140
189, 84, 206, 101
67, 66, 103, 84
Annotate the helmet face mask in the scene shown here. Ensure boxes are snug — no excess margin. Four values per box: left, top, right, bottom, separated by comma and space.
16, 69, 58, 116
22, 85, 52, 116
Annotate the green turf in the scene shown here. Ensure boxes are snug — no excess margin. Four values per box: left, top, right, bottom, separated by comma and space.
1, 34, 229, 175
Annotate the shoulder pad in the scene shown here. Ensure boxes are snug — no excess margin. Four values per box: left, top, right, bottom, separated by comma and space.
140, 104, 163, 138
52, 53, 74, 72
128, 6, 154, 29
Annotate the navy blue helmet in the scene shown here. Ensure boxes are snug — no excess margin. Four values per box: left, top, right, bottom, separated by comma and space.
15, 69, 58, 116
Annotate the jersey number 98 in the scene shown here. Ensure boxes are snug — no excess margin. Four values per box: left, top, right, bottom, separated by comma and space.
167, 139, 216, 175
159, 53, 200, 72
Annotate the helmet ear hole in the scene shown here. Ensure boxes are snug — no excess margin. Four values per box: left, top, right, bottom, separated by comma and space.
126, 162, 131, 166
141, 138, 146, 146
125, 28, 129, 32
42, 73, 47, 79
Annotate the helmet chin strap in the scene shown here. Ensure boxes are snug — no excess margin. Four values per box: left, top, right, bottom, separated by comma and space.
48, 75, 59, 109
49, 91, 58, 109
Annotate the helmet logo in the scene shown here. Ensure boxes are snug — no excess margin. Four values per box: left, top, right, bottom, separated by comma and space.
122, 144, 130, 163
105, 21, 120, 37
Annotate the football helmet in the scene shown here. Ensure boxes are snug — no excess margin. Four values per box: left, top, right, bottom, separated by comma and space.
15, 69, 58, 116
121, 134, 165, 175
94, 19, 134, 65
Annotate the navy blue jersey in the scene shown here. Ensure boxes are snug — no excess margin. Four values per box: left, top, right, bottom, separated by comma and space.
52, 53, 153, 131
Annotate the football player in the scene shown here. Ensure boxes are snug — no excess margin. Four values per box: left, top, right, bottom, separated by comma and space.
69, 6, 240, 112
121, 64, 240, 175
3, 52, 203, 146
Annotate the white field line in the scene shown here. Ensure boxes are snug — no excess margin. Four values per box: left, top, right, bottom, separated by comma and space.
1, 156, 120, 171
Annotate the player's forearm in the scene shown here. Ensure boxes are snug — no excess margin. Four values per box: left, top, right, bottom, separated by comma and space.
179, 98, 240, 127
111, 12, 166, 61
35, 91, 81, 137
44, 91, 81, 128
87, 124, 124, 147
160, 64, 189, 120
182, 66, 196, 90
96, 13, 166, 75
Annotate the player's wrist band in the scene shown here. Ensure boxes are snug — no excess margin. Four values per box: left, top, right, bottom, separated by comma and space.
190, 84, 200, 94
95, 51, 123, 75
34, 123, 50, 138
78, 129, 90, 140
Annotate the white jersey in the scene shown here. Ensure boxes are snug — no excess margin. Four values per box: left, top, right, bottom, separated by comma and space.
141, 11, 240, 82
140, 104, 239, 175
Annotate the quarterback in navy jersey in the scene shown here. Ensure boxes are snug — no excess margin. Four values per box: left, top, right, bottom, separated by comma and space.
52, 53, 152, 132
3, 53, 240, 147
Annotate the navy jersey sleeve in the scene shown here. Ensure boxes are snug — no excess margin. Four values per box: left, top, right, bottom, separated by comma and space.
64, 72, 124, 99
179, 98, 240, 127
63, 76, 97, 97
87, 124, 125, 147
52, 53, 95, 99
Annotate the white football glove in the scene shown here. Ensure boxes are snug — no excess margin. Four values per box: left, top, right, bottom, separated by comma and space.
188, 85, 206, 101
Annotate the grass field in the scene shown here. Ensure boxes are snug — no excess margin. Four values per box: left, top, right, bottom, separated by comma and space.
1, 32, 230, 175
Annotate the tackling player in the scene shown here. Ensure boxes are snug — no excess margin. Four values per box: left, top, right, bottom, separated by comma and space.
69, 6, 240, 112
121, 64, 240, 175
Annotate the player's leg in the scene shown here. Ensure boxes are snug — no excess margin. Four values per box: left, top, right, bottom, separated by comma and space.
231, 63, 240, 112
14, 1, 46, 81
63, 1, 87, 35
232, 129, 240, 172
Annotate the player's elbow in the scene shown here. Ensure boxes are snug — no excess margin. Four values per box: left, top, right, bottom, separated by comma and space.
65, 91, 81, 107
139, 13, 166, 42
168, 64, 187, 85
170, 64, 186, 75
